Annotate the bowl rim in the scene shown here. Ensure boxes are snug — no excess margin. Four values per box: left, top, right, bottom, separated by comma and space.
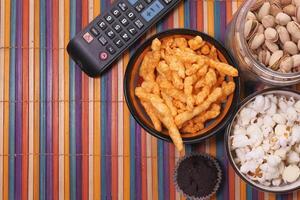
124, 28, 240, 144
225, 87, 300, 193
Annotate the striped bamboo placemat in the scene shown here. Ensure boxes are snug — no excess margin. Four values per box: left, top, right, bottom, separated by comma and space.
1, 0, 300, 199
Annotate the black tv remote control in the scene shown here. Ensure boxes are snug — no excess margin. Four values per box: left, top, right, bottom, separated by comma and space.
67, 0, 181, 77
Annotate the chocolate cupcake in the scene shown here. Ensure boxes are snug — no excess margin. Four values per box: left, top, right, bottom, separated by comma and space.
174, 153, 222, 200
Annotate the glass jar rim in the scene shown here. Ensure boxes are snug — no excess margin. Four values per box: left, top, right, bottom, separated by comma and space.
236, 0, 300, 79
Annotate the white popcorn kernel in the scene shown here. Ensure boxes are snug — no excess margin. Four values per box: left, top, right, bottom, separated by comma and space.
294, 143, 300, 154
266, 102, 277, 115
245, 146, 265, 161
288, 97, 296, 106
232, 135, 250, 149
233, 127, 247, 135
282, 165, 300, 183
240, 160, 259, 174
235, 149, 246, 163
251, 95, 265, 112
262, 181, 271, 186
294, 100, 300, 112
274, 148, 288, 160
287, 151, 300, 164
287, 107, 298, 122
275, 124, 287, 136
262, 141, 271, 152
279, 97, 288, 112
272, 178, 282, 186
278, 136, 289, 148
263, 115, 275, 127
267, 155, 281, 167
291, 126, 300, 144
279, 161, 285, 174
263, 97, 271, 112
261, 125, 273, 138
266, 94, 278, 104
273, 114, 287, 124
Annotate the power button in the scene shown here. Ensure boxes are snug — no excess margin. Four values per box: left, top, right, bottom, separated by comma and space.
99, 51, 108, 60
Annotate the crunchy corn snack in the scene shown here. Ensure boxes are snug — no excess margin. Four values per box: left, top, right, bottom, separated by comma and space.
135, 36, 238, 151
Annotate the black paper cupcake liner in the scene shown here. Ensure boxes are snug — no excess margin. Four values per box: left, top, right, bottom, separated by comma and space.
173, 153, 222, 200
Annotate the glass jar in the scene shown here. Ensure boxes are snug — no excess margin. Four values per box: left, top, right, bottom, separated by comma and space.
225, 0, 300, 86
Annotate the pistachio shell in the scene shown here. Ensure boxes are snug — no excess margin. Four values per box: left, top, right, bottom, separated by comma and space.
262, 15, 276, 28
276, 25, 291, 44
287, 21, 300, 40
249, 33, 265, 50
265, 40, 280, 52
265, 27, 279, 42
244, 20, 259, 40
269, 50, 284, 67
284, 41, 299, 55
276, 12, 292, 25
279, 56, 294, 72
247, 11, 257, 20
283, 4, 296, 16
298, 40, 300, 50
271, 3, 283, 16
257, 24, 265, 34
293, 0, 300, 7
292, 54, 300, 67
258, 49, 271, 65
251, 0, 266, 11
281, 0, 292, 5
258, 2, 271, 20
292, 36, 299, 43
296, 6, 300, 22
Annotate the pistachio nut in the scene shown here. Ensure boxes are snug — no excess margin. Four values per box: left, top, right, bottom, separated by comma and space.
279, 56, 294, 72
276, 25, 291, 44
284, 41, 299, 54
269, 50, 284, 69
296, 6, 300, 22
276, 12, 292, 25
283, 4, 296, 16
247, 11, 257, 20
262, 15, 276, 28
265, 40, 280, 52
249, 33, 265, 50
258, 24, 266, 34
251, 0, 266, 11
258, 49, 271, 65
292, 35, 299, 42
281, 0, 292, 5
292, 54, 300, 67
265, 27, 279, 41
298, 40, 300, 50
293, 0, 300, 7
244, 20, 259, 39
258, 2, 271, 20
271, 3, 283, 16
287, 21, 300, 40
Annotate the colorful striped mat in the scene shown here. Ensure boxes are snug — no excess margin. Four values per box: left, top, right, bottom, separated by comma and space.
1, 0, 300, 200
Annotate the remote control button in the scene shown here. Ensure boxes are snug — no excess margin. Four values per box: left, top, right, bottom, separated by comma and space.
114, 38, 124, 48
118, 2, 128, 11
90, 26, 100, 36
83, 32, 94, 43
99, 51, 108, 60
144, 0, 153, 3
135, 3, 144, 12
120, 17, 129, 26
104, 14, 114, 24
106, 45, 116, 54
105, 29, 115, 39
98, 20, 107, 30
134, 19, 144, 29
128, 0, 138, 5
112, 8, 121, 17
141, 0, 164, 22
98, 35, 108, 46
127, 11, 136, 20
120, 32, 130, 42
163, 0, 172, 4
112, 23, 122, 33
127, 26, 137, 35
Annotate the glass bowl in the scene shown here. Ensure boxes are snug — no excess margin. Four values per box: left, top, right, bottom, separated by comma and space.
124, 29, 240, 144
225, 87, 300, 193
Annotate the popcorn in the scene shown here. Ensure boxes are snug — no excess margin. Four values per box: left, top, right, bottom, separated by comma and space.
282, 165, 300, 183
231, 94, 300, 186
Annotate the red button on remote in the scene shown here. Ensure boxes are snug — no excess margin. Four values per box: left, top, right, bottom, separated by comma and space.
99, 51, 108, 60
